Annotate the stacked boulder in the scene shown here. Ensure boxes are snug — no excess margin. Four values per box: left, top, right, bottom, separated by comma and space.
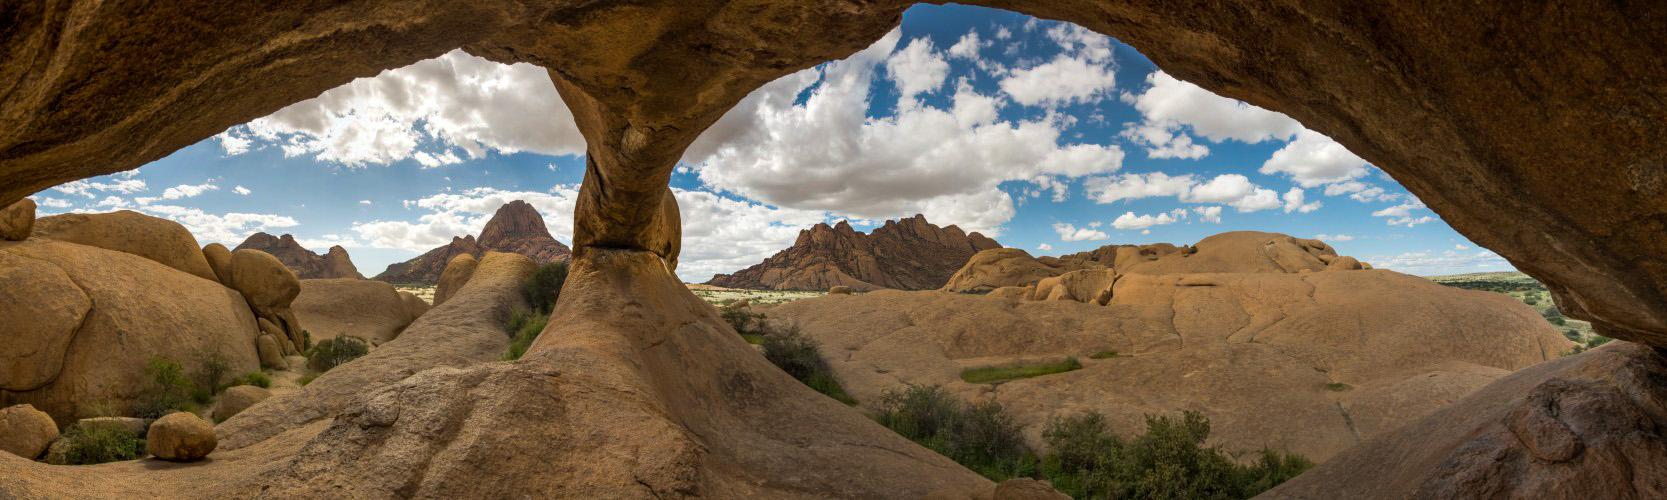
0, 209, 281, 423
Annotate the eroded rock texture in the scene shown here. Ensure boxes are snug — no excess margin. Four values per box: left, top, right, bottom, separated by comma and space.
709, 215, 1001, 291
235, 233, 364, 280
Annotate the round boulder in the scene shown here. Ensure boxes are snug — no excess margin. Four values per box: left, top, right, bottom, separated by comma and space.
228, 248, 300, 312
0, 404, 58, 459
32, 210, 218, 281
828, 285, 853, 295
0, 251, 91, 390
0, 198, 35, 241
213, 385, 271, 422
255, 334, 287, 370
202, 242, 234, 286
294, 279, 423, 345
432, 253, 478, 307
146, 412, 217, 461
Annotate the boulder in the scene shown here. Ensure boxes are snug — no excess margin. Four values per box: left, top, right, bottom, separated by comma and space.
228, 248, 300, 314
213, 385, 271, 422
32, 210, 218, 281
0, 404, 57, 459
0, 240, 260, 423
397, 291, 430, 323
145, 412, 216, 461
0, 198, 34, 241
941, 248, 1068, 292
1326, 255, 1363, 271
828, 285, 853, 295
987, 285, 1033, 300
294, 278, 424, 345
1029, 268, 1117, 305
0, 251, 90, 391
68, 417, 151, 437
767, 270, 1571, 462
255, 334, 287, 370
202, 242, 233, 286
432, 253, 478, 307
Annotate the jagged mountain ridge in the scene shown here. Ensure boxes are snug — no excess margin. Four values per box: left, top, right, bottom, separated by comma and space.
706, 214, 1000, 291
234, 232, 364, 280
373, 200, 571, 284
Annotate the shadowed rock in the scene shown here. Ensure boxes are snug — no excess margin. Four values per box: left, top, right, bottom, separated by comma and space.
710, 214, 1001, 291
235, 233, 364, 279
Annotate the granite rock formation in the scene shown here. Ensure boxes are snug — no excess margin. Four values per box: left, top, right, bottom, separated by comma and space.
708, 215, 1001, 291
374, 200, 569, 284
292, 278, 431, 346
767, 270, 1571, 463
4, 1, 1667, 497
235, 232, 364, 279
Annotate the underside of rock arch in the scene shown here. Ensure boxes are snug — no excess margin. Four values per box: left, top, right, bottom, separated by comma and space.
4, 0, 1667, 497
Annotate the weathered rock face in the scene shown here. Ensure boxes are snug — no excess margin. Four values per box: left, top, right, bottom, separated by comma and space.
946, 232, 1358, 292
0, 404, 57, 459
941, 248, 1082, 293
214, 385, 271, 422
234, 232, 364, 279
0, 240, 261, 424
708, 215, 1001, 291
432, 253, 479, 307
32, 210, 219, 282
0, 199, 33, 241
374, 200, 571, 284
227, 248, 306, 352
292, 278, 428, 346
146, 412, 217, 461
767, 270, 1571, 462
1265, 342, 1667, 498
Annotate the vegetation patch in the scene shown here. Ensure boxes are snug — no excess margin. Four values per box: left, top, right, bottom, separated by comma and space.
503, 309, 550, 361
308, 335, 369, 372
297, 372, 319, 386
225, 371, 271, 389
760, 324, 856, 405
873, 385, 1034, 481
54, 420, 147, 465
1089, 350, 1119, 360
961, 358, 1083, 384
740, 334, 765, 345
1041, 411, 1313, 498
1324, 382, 1351, 392
133, 356, 198, 418
521, 261, 569, 314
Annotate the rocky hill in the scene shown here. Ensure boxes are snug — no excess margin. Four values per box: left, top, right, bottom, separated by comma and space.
235, 232, 364, 279
373, 200, 571, 284
706, 214, 1001, 291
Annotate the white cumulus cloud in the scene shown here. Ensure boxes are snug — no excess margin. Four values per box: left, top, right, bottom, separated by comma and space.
1053, 222, 1110, 242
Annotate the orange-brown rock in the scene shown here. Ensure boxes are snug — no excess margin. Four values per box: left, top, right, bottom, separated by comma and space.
941, 248, 1076, 292
234, 232, 364, 279
374, 200, 570, 284
0, 240, 260, 423
0, 404, 56, 459
0, 199, 33, 241
947, 232, 1353, 293
292, 278, 427, 346
202, 242, 234, 286
146, 412, 217, 461
767, 270, 1571, 462
708, 215, 1001, 291
32, 210, 218, 282
1265, 342, 1667, 498
432, 253, 478, 307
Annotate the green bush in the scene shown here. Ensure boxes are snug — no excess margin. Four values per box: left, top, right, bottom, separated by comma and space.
1040, 410, 1313, 499
1324, 382, 1351, 392
761, 324, 856, 405
132, 356, 197, 419
308, 335, 369, 372
521, 261, 569, 314
1548, 316, 1566, 326
194, 350, 233, 395
503, 309, 550, 361
873, 385, 1035, 481
57, 421, 147, 465
224, 371, 271, 389
961, 358, 1082, 384
721, 306, 766, 335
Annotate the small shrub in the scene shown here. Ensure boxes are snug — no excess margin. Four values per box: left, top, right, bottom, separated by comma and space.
1039, 410, 1313, 499
132, 356, 197, 419
960, 358, 1082, 384
1089, 350, 1119, 360
57, 421, 147, 465
503, 310, 549, 361
1523, 298, 1539, 305
194, 350, 233, 395
761, 324, 856, 405
1548, 316, 1566, 326
302, 330, 312, 350
297, 372, 319, 386
1324, 382, 1351, 392
1564, 329, 1581, 341
521, 261, 569, 314
720, 306, 766, 335
874, 385, 1035, 481
308, 335, 369, 372
1588, 335, 1613, 349
224, 371, 271, 389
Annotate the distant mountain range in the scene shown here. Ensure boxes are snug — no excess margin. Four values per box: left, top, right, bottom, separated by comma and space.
373, 200, 571, 284
706, 214, 1001, 291
235, 232, 364, 280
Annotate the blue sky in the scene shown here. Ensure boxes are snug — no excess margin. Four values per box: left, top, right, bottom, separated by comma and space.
28, 4, 1511, 282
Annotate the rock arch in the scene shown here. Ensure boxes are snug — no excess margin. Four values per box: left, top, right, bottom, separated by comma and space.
4, 1, 1667, 496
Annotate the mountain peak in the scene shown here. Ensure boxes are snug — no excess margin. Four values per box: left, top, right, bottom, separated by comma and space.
706, 215, 1002, 291
479, 200, 549, 246
374, 200, 570, 284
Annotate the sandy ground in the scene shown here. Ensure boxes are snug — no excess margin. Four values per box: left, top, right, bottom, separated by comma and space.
685, 286, 829, 306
